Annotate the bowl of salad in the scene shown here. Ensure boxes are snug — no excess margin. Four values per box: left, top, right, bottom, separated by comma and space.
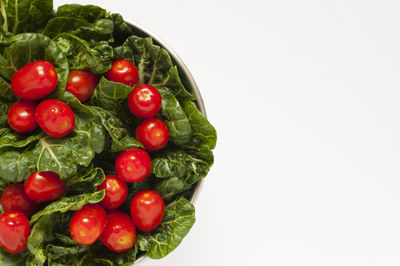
0, 1, 216, 265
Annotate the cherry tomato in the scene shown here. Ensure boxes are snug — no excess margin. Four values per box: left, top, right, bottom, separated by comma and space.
7, 100, 38, 133
24, 171, 65, 203
0, 211, 30, 254
66, 70, 98, 102
35, 99, 75, 138
106, 60, 139, 86
1, 184, 37, 218
135, 118, 169, 151
69, 204, 107, 245
100, 210, 136, 253
115, 148, 151, 182
96, 175, 128, 210
130, 190, 165, 232
11, 60, 58, 100
128, 84, 162, 118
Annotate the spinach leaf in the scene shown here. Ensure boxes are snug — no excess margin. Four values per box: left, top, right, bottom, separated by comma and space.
0, 128, 44, 149
44, 17, 114, 45
0, 248, 29, 266
57, 4, 108, 23
67, 166, 105, 194
111, 13, 133, 46
89, 106, 142, 152
89, 77, 133, 113
0, 33, 69, 99
137, 197, 195, 259
157, 87, 192, 145
0, 76, 15, 102
183, 101, 217, 150
28, 214, 57, 264
30, 190, 105, 224
0, 0, 53, 34
0, 101, 10, 127
54, 33, 112, 75
114, 35, 192, 101
152, 149, 214, 200
0, 150, 35, 182
43, 16, 87, 38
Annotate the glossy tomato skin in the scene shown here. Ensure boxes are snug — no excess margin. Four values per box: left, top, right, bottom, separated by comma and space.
0, 211, 30, 254
66, 70, 98, 102
136, 118, 169, 151
24, 171, 65, 203
115, 148, 151, 182
1, 184, 37, 218
7, 100, 38, 133
35, 99, 75, 138
11, 60, 58, 100
106, 60, 139, 86
100, 210, 136, 253
69, 204, 107, 245
130, 190, 165, 232
128, 84, 162, 118
97, 175, 128, 210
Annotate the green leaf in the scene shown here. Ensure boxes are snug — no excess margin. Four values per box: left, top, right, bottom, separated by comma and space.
114, 35, 192, 101
0, 248, 29, 265
183, 101, 217, 150
89, 77, 133, 113
54, 33, 112, 75
137, 197, 195, 259
57, 4, 108, 23
67, 166, 106, 194
0, 0, 53, 34
0, 76, 15, 102
43, 16, 87, 38
152, 149, 213, 200
30, 190, 105, 224
111, 13, 132, 46
157, 87, 192, 145
0, 150, 35, 182
0, 128, 44, 149
27, 214, 57, 264
0, 33, 69, 99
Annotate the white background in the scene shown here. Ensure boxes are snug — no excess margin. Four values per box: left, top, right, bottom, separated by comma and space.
55, 1, 400, 265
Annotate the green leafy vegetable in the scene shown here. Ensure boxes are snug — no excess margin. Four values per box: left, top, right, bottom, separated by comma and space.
137, 197, 195, 259
89, 77, 133, 112
157, 87, 192, 145
54, 33, 112, 75
0, 0, 53, 34
30, 190, 105, 224
28, 214, 57, 264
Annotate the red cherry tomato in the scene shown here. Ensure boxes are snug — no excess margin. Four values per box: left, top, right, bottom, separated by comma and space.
66, 70, 98, 102
135, 118, 169, 151
0, 211, 30, 254
100, 210, 136, 253
106, 60, 139, 86
1, 184, 37, 218
11, 60, 58, 100
130, 190, 165, 232
24, 171, 65, 203
96, 175, 128, 210
115, 148, 151, 182
128, 84, 162, 118
35, 99, 75, 138
7, 100, 38, 133
69, 204, 107, 245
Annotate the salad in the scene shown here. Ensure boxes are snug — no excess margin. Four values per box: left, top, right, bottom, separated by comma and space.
0, 1, 216, 265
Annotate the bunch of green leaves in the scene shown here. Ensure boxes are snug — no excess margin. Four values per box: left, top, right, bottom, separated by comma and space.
0, 1, 216, 265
